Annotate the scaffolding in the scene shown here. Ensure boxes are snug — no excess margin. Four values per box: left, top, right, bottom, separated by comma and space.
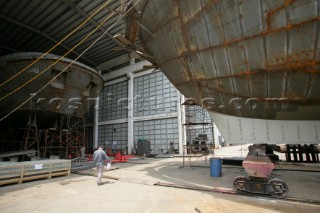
181, 100, 215, 167
0, 110, 86, 160
21, 113, 39, 153
40, 115, 85, 158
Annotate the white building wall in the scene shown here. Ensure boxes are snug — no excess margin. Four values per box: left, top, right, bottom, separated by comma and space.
94, 60, 222, 154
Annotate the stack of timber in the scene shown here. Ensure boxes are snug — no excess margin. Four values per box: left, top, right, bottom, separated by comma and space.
0, 159, 71, 186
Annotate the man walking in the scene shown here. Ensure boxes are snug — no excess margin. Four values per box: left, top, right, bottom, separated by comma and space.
93, 146, 110, 186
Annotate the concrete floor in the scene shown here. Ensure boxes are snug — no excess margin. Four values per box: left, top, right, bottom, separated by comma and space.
0, 146, 320, 213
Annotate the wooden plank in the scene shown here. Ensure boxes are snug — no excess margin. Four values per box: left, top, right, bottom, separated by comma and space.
52, 168, 70, 172
51, 172, 69, 177
0, 178, 21, 185
0, 174, 21, 179
23, 171, 50, 176
22, 174, 50, 181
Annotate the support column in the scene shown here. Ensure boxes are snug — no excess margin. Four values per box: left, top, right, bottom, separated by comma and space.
127, 72, 134, 154
93, 96, 99, 149
177, 93, 186, 155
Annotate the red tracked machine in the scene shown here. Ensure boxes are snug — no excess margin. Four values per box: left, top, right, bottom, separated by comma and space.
233, 144, 288, 198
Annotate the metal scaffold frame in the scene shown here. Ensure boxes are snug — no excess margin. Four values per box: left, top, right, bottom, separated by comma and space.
40, 115, 86, 159
0, 110, 86, 160
21, 112, 40, 156
182, 144, 215, 167
181, 100, 215, 167
39, 127, 60, 158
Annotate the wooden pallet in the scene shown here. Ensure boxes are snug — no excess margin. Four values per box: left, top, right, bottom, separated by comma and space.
0, 159, 71, 186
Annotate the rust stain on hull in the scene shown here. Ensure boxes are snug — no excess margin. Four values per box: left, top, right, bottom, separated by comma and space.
139, 0, 320, 120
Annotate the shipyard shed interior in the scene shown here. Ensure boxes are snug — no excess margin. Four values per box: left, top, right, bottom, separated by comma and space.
0, 1, 320, 213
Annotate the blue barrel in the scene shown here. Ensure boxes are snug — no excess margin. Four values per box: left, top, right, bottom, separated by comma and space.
210, 158, 222, 177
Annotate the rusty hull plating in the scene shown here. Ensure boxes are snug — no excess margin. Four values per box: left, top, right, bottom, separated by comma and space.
138, 0, 320, 120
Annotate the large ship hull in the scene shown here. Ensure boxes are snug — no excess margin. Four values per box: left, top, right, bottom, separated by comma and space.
0, 52, 103, 119
137, 0, 320, 144
210, 111, 320, 144
0, 52, 103, 154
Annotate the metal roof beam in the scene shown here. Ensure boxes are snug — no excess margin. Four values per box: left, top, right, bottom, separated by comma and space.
61, 0, 126, 48
96, 50, 141, 71
97, 53, 131, 71
0, 44, 19, 53
102, 60, 152, 80
0, 13, 97, 66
